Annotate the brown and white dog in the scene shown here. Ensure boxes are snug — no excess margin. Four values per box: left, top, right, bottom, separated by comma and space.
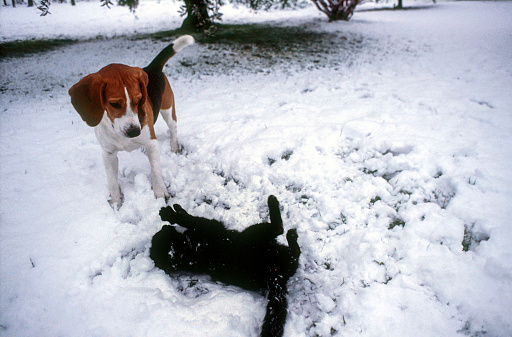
69, 35, 194, 207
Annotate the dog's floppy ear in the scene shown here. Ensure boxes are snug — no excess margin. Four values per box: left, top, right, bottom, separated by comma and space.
136, 68, 149, 116
69, 73, 106, 127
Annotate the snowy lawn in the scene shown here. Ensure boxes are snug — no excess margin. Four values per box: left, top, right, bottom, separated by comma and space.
1, 1, 512, 336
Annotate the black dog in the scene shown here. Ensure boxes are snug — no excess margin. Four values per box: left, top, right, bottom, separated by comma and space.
150, 195, 300, 337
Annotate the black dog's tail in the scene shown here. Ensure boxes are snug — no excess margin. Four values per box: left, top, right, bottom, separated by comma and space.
145, 35, 195, 73
261, 281, 289, 337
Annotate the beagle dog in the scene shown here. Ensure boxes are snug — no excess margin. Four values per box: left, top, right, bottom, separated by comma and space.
69, 35, 194, 207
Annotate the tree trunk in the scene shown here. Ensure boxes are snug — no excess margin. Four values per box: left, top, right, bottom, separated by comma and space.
11, 0, 15, 8
333, 0, 359, 21
181, 0, 212, 32
71, 0, 76, 6
395, 0, 403, 9
28, 0, 34, 7
312, 0, 359, 22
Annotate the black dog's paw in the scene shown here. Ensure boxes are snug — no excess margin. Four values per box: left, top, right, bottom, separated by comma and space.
172, 204, 189, 215
267, 195, 283, 234
286, 229, 300, 257
159, 205, 177, 223
268, 195, 278, 205
267, 195, 280, 214
286, 228, 298, 242
159, 204, 191, 223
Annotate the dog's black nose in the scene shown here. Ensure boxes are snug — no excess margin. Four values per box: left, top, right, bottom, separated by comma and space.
125, 125, 141, 138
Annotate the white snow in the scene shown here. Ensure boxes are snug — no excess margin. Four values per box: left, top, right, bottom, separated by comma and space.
1, 1, 512, 336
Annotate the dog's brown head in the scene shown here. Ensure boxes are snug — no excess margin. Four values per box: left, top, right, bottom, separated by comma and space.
69, 64, 150, 138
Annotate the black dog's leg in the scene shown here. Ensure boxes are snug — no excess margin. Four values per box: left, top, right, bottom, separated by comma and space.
267, 195, 283, 233
240, 195, 284, 244
261, 279, 289, 337
160, 204, 226, 234
286, 229, 301, 260
259, 229, 300, 337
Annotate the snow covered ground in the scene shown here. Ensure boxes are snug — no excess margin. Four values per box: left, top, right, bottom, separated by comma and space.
1, 1, 512, 336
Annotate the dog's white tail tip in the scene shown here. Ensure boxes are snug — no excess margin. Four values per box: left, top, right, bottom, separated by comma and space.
173, 35, 195, 53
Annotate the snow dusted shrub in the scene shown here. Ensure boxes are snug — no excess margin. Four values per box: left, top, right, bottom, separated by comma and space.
117, 0, 139, 12
36, 0, 50, 16
179, 0, 223, 32
180, 0, 309, 32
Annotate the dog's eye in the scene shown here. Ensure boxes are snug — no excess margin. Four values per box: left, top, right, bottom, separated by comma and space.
109, 102, 122, 109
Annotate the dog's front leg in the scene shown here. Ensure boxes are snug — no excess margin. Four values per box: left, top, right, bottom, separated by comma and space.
146, 139, 170, 201
102, 150, 123, 207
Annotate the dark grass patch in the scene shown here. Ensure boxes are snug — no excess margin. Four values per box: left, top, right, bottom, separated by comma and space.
0, 39, 77, 59
281, 150, 294, 161
149, 24, 337, 50
148, 23, 368, 75
388, 217, 405, 230
462, 223, 490, 252
196, 24, 337, 53
269, 150, 294, 166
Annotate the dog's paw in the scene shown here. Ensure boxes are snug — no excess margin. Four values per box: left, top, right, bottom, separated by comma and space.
268, 195, 279, 207
153, 183, 170, 201
267, 195, 283, 232
159, 206, 177, 222
172, 204, 188, 215
159, 204, 191, 226
286, 228, 298, 241
170, 140, 180, 154
286, 229, 301, 257
108, 190, 124, 209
